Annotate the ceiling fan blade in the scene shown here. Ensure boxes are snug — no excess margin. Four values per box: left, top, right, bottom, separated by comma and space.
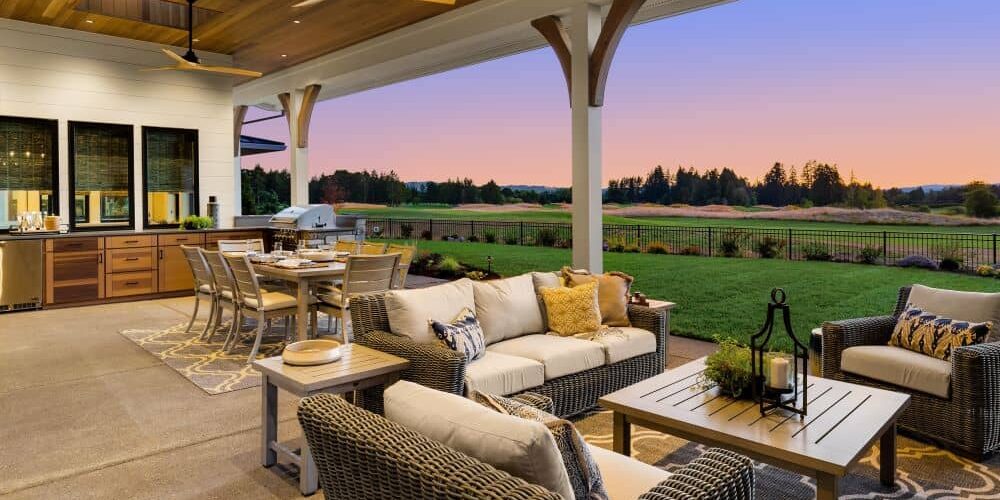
292, 0, 325, 6
419, 0, 457, 4
186, 64, 264, 78
160, 48, 190, 64
140, 65, 183, 72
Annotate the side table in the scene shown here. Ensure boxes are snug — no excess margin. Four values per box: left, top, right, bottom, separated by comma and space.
252, 344, 410, 495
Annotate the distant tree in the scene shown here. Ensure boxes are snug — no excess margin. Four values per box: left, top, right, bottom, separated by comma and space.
757, 163, 787, 206
480, 180, 503, 204
806, 162, 846, 206
965, 181, 999, 218
642, 165, 670, 204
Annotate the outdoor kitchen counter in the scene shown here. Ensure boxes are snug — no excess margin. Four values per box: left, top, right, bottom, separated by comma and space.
0, 227, 271, 241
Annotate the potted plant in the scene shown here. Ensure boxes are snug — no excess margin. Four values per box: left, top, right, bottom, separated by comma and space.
702, 338, 755, 398
180, 215, 213, 230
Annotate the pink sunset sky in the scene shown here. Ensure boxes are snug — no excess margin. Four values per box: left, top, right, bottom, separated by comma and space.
242, 0, 1000, 188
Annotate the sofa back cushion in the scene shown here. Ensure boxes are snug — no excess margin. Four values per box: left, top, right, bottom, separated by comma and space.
908, 284, 1000, 338
385, 278, 476, 344
473, 274, 545, 345
385, 381, 574, 498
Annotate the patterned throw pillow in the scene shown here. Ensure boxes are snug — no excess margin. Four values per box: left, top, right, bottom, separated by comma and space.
540, 282, 602, 336
430, 307, 486, 361
561, 267, 634, 327
473, 392, 608, 500
889, 306, 992, 360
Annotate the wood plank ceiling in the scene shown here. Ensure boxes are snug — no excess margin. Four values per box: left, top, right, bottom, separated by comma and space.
0, 0, 480, 78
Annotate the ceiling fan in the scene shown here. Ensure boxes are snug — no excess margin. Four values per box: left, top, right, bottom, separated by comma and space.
292, 0, 455, 7
143, 0, 263, 78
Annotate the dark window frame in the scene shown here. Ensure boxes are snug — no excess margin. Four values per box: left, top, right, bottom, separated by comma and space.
68, 121, 135, 231
141, 126, 199, 229
0, 115, 59, 233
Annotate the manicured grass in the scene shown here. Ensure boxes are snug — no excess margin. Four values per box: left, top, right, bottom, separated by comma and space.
402, 240, 1000, 351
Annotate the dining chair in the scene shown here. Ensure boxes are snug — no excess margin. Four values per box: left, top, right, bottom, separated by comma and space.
360, 242, 387, 255
386, 244, 416, 289
317, 253, 400, 343
217, 239, 265, 253
200, 249, 241, 344
334, 240, 356, 253
224, 253, 318, 362
180, 245, 216, 338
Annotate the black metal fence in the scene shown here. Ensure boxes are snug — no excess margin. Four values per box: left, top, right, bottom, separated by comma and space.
364, 217, 1000, 270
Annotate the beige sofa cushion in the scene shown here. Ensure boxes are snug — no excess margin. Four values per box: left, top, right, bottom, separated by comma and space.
574, 327, 657, 364
464, 351, 545, 396
488, 334, 605, 380
588, 445, 671, 500
908, 284, 1000, 328
384, 278, 475, 344
841, 345, 952, 398
384, 381, 573, 499
473, 274, 545, 345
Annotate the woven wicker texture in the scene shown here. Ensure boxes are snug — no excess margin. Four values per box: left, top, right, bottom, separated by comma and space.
823, 286, 1000, 459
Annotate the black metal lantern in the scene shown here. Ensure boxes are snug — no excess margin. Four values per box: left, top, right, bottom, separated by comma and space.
751, 288, 809, 417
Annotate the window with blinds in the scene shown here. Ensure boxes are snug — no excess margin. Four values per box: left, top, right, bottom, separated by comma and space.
142, 127, 198, 227
70, 121, 134, 229
0, 116, 58, 229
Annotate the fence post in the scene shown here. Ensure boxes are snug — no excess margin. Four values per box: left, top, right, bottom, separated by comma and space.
708, 227, 713, 257
470, 221, 475, 240
882, 231, 888, 265
519, 221, 524, 246
636, 225, 642, 250
787, 228, 793, 260
428, 219, 433, 240
994, 233, 997, 265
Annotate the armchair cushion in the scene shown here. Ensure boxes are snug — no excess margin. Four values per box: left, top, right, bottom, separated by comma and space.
465, 351, 545, 396
841, 345, 952, 398
574, 327, 658, 364
907, 284, 1000, 333
384, 380, 575, 499
385, 278, 475, 344
488, 334, 606, 381
589, 445, 671, 500
473, 273, 545, 344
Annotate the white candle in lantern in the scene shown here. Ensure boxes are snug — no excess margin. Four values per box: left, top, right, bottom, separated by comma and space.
769, 357, 790, 390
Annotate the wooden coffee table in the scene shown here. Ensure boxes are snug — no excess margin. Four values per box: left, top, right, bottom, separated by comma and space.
599, 357, 910, 500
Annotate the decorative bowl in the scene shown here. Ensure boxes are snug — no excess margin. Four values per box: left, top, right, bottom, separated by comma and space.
298, 250, 337, 262
249, 254, 280, 264
282, 339, 342, 366
334, 251, 351, 258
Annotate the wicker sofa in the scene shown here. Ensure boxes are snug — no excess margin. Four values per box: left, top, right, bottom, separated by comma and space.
298, 391, 754, 500
349, 273, 668, 418
822, 285, 1000, 459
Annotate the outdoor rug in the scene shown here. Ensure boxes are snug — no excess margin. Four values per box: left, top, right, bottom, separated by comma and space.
120, 321, 290, 395
575, 410, 1000, 499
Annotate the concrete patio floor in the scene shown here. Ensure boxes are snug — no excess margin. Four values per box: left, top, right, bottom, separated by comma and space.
0, 296, 716, 499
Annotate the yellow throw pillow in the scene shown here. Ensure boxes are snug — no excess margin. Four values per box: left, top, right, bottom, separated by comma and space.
561, 267, 634, 327
540, 281, 602, 336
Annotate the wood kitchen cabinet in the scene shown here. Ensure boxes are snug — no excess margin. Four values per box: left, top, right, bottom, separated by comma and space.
157, 233, 204, 292
44, 238, 105, 304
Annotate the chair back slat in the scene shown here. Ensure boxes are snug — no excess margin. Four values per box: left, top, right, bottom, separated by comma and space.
360, 242, 387, 255
386, 244, 416, 289
334, 240, 356, 253
223, 253, 262, 303
201, 249, 236, 298
218, 239, 264, 253
181, 245, 214, 290
343, 254, 399, 298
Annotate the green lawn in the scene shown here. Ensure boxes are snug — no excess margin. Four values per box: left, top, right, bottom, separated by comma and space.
347, 206, 1000, 235
400, 240, 1000, 351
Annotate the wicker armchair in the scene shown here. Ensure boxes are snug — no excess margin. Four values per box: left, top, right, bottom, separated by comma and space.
350, 293, 668, 418
298, 393, 754, 500
822, 286, 1000, 459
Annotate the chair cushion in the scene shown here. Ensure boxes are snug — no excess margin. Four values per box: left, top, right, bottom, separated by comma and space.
243, 291, 316, 311
908, 284, 1000, 335
573, 327, 657, 364
465, 351, 545, 396
889, 306, 992, 360
198, 283, 213, 294
588, 445, 671, 500
316, 285, 343, 307
539, 282, 602, 337
488, 334, 605, 381
473, 392, 608, 500
384, 381, 574, 499
562, 268, 634, 327
385, 278, 476, 344
531, 272, 563, 332
841, 345, 952, 398
473, 274, 545, 345
431, 308, 486, 362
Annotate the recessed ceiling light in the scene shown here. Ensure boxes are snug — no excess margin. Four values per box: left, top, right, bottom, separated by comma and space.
85, 19, 94, 23
293, 20, 301, 24
193, 38, 200, 42
281, 54, 288, 58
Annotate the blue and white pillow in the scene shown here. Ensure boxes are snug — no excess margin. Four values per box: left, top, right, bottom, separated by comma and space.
431, 308, 486, 361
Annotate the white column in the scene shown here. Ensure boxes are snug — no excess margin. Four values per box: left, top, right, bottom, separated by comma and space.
570, 2, 603, 273
232, 154, 243, 217
288, 89, 310, 206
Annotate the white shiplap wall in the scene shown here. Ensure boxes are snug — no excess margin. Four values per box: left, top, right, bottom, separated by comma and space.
0, 18, 237, 229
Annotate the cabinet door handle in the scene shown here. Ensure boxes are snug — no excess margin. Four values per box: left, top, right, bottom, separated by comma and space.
159, 249, 164, 259
124, 240, 139, 244
125, 257, 140, 261
98, 253, 104, 264
125, 281, 139, 286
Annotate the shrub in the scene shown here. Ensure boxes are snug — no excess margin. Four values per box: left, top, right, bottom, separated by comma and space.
801, 242, 832, 261
976, 264, 996, 277
437, 256, 463, 274
679, 245, 701, 256
420, 230, 433, 241
535, 228, 558, 247
755, 236, 784, 259
646, 242, 669, 255
468, 235, 480, 243
859, 246, 883, 265
400, 223, 414, 239
504, 235, 518, 245
937, 244, 965, 272
484, 232, 497, 244
718, 229, 746, 258
897, 255, 938, 270
606, 237, 626, 253
965, 181, 999, 218
624, 244, 641, 253
466, 270, 487, 281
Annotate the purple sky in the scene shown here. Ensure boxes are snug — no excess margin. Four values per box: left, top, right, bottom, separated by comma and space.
242, 0, 1000, 188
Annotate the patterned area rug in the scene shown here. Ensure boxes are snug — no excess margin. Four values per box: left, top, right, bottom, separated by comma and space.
120, 321, 289, 395
575, 410, 1000, 499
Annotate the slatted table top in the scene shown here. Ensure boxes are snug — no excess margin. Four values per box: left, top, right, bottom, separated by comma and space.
599, 357, 910, 476
253, 344, 410, 394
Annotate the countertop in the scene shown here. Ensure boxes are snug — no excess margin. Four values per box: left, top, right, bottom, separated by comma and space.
0, 227, 271, 242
